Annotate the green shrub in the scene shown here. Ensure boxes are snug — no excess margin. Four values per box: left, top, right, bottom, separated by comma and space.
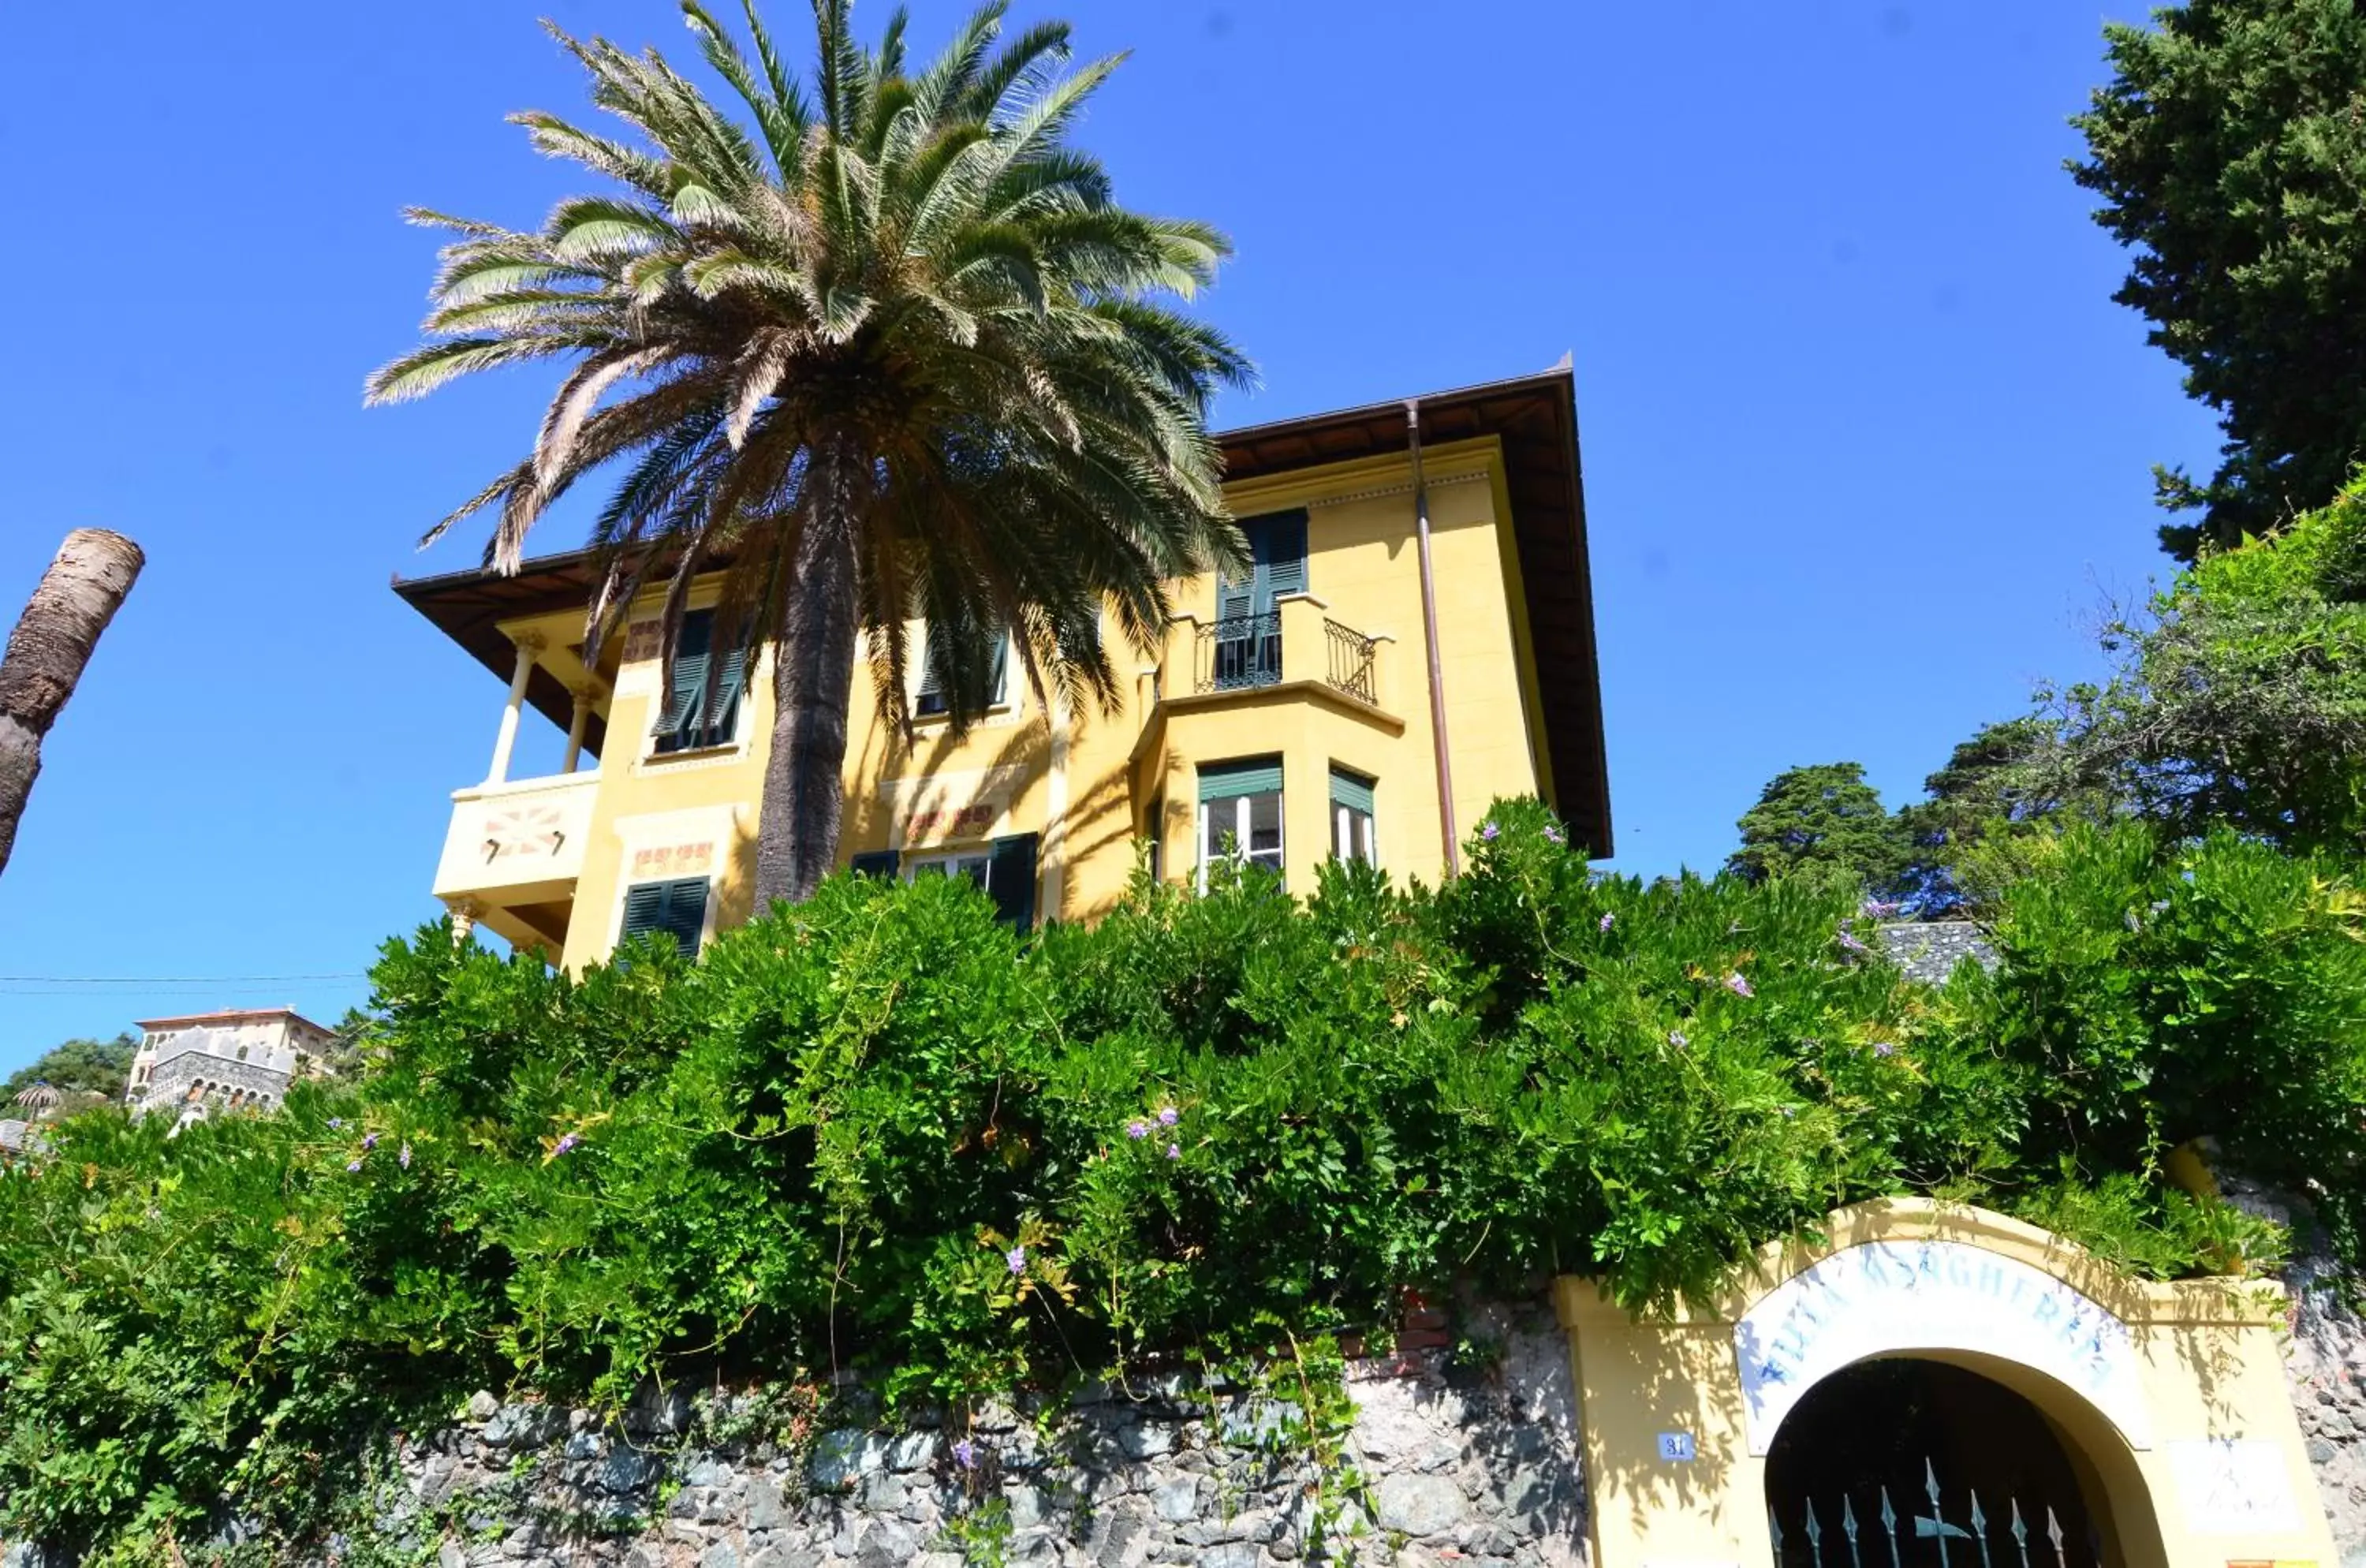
3, 800, 2353, 1558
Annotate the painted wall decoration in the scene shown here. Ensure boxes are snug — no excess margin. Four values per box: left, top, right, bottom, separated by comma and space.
631, 842, 715, 880
1731, 1240, 2153, 1455
481, 804, 570, 864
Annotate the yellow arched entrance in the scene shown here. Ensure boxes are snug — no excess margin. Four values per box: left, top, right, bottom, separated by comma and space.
1553, 1199, 2336, 1568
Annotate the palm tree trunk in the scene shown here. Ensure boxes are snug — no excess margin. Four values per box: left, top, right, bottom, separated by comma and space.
755, 515, 860, 907
0, 529, 144, 879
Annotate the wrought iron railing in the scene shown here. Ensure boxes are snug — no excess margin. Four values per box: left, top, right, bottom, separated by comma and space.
1196, 612, 1282, 693
1770, 1460, 2089, 1568
1326, 619, 1378, 705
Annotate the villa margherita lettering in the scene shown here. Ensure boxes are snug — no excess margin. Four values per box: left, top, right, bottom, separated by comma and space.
1732, 1239, 2154, 1455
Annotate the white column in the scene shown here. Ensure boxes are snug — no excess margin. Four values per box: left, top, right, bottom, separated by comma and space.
1039, 687, 1072, 921
561, 685, 594, 775
449, 898, 483, 946
485, 633, 544, 785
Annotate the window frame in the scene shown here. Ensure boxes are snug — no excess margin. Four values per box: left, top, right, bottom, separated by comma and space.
647, 608, 752, 761
913, 627, 1015, 722
1330, 767, 1379, 867
1196, 759, 1286, 890
616, 874, 715, 958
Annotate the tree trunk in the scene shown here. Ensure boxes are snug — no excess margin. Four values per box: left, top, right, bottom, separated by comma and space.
754, 514, 860, 908
0, 529, 144, 879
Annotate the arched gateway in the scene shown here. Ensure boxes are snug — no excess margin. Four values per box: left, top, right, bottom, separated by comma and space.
1553, 1200, 2337, 1568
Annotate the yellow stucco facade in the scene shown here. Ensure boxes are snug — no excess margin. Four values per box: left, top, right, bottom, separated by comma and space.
1556, 1199, 2338, 1568
403, 371, 1612, 967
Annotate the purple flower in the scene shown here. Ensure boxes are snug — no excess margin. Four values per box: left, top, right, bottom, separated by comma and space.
363, 1133, 380, 1152
1860, 898, 1899, 919
1837, 928, 1868, 955
328, 1118, 345, 1131
1166, 1144, 1181, 1160
345, 1159, 363, 1173
1005, 1245, 1026, 1275
1125, 1120, 1150, 1141
1544, 826, 1565, 846
1481, 823, 1500, 842
1725, 973, 1754, 999
399, 1142, 412, 1170
952, 1439, 980, 1471
1872, 1041, 1898, 1059
1599, 913, 1615, 933
1781, 1106, 1798, 1119
554, 1133, 581, 1156
1667, 1029, 1689, 1050
1156, 1106, 1178, 1127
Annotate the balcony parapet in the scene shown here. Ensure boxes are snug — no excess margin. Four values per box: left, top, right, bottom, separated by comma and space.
1178, 594, 1391, 710
432, 769, 599, 902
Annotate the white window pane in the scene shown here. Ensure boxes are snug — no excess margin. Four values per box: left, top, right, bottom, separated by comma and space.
1248, 791, 1282, 856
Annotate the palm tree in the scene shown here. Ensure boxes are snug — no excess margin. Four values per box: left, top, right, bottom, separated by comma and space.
369, 0, 1250, 905
0, 530, 144, 879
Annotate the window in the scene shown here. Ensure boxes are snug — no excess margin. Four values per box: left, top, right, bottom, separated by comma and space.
1143, 795, 1166, 883
1330, 768, 1377, 864
849, 836, 1039, 931
916, 625, 1010, 719
907, 849, 992, 888
653, 610, 747, 754
1198, 757, 1284, 885
1211, 511, 1308, 690
620, 876, 710, 957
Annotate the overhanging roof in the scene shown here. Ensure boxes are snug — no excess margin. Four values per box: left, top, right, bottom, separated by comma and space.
394, 365, 1613, 857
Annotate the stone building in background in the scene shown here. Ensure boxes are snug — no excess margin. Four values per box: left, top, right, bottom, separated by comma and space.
122, 1006, 337, 1123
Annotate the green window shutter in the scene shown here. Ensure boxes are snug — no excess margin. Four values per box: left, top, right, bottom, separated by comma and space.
1257, 510, 1308, 601
621, 882, 668, 942
658, 879, 707, 955
708, 640, 747, 743
1330, 767, 1376, 816
1198, 756, 1284, 802
657, 610, 713, 750
916, 624, 947, 715
849, 850, 901, 879
621, 877, 707, 958
987, 834, 1038, 932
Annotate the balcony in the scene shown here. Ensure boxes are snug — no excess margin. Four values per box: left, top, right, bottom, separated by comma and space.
1189, 600, 1385, 707
432, 771, 599, 942
1134, 593, 1401, 782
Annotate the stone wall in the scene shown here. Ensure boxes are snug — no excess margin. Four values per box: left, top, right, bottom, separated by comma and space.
2286, 1244, 2366, 1568
364, 1305, 1582, 1568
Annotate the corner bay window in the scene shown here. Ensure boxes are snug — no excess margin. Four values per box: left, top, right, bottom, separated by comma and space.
1198, 757, 1284, 884
620, 876, 708, 957
654, 610, 746, 754
1331, 767, 1377, 864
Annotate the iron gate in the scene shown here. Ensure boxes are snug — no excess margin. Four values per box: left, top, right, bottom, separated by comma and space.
1771, 1459, 2094, 1568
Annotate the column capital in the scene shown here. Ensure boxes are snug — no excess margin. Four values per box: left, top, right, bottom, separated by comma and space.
508, 630, 548, 657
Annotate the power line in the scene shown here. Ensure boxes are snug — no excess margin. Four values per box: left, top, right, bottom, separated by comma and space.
0, 973, 367, 984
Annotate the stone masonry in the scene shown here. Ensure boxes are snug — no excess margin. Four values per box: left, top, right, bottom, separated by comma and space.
370, 1305, 1582, 1568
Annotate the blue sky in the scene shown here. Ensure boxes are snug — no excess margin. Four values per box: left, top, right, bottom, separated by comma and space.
0, 0, 2212, 1070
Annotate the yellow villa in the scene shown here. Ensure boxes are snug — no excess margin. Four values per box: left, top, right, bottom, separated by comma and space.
396, 363, 2357, 1566
399, 367, 1613, 967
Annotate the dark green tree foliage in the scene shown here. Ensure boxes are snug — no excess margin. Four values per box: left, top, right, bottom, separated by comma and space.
2, 1032, 135, 1102
2039, 475, 2366, 853
1724, 762, 1912, 900
0, 805, 2338, 1556
2072, 0, 2366, 559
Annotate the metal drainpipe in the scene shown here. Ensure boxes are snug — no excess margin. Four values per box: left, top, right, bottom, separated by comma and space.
1407, 399, 1461, 877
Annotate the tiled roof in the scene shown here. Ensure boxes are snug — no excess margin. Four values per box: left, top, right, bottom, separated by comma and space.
1877, 921, 1998, 986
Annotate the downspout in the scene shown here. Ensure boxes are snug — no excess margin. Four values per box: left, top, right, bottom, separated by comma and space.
1408, 399, 1461, 876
